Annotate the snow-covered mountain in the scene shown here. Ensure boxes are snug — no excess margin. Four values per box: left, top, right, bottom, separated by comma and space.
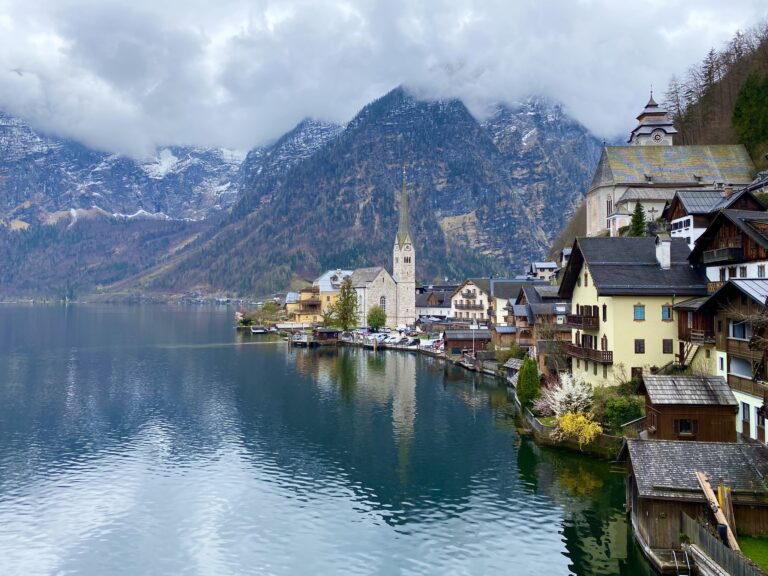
0, 111, 247, 225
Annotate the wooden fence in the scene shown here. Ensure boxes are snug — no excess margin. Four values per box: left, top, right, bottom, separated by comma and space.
681, 513, 767, 576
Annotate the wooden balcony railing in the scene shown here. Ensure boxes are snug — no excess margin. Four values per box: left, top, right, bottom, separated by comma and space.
688, 329, 715, 344
461, 290, 477, 299
728, 374, 768, 398
566, 314, 599, 330
702, 246, 743, 264
565, 342, 613, 364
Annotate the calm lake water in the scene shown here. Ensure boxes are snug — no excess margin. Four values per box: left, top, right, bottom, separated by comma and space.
0, 305, 654, 575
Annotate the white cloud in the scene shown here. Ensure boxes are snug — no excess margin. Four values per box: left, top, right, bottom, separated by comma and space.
0, 0, 765, 156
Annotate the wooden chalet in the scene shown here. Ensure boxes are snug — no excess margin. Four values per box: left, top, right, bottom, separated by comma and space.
625, 439, 768, 573
689, 209, 768, 294
698, 279, 768, 442
639, 375, 737, 442
673, 296, 715, 370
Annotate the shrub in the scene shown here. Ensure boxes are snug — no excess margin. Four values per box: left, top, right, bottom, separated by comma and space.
516, 357, 540, 408
540, 372, 593, 417
592, 387, 643, 431
553, 412, 603, 448
496, 345, 526, 365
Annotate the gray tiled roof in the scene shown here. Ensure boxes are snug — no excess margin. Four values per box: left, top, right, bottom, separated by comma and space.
494, 326, 517, 334
617, 188, 678, 203
350, 267, 385, 287
730, 279, 768, 304
675, 189, 733, 214
444, 330, 492, 340
416, 290, 451, 308
642, 375, 737, 406
672, 296, 709, 311
490, 278, 545, 300
627, 440, 768, 501
590, 145, 755, 190
560, 237, 708, 297
503, 358, 524, 370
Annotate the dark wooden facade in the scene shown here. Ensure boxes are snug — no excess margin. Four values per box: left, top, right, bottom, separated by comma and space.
666, 191, 761, 224
694, 218, 768, 267
444, 333, 492, 355
644, 402, 737, 442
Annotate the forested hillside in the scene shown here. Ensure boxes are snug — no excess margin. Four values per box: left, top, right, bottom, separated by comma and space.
665, 21, 768, 170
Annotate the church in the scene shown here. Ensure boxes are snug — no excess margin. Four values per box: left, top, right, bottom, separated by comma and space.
586, 94, 755, 237
349, 171, 416, 329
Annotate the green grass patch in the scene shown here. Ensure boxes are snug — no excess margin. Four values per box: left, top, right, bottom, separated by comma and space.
738, 537, 768, 570
537, 416, 557, 427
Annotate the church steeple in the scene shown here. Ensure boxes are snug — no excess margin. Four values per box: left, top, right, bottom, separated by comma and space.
628, 90, 677, 146
396, 166, 412, 248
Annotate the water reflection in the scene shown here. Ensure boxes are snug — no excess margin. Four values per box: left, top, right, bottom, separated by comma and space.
0, 305, 651, 575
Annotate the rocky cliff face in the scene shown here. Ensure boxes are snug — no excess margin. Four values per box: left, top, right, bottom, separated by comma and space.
0, 88, 602, 297
147, 88, 602, 295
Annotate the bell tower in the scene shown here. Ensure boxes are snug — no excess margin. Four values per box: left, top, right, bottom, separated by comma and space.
393, 167, 416, 326
628, 90, 677, 146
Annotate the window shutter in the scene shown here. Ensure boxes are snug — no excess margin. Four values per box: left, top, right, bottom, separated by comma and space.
673, 419, 680, 434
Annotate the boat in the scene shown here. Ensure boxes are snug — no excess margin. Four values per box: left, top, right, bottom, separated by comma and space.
250, 326, 269, 334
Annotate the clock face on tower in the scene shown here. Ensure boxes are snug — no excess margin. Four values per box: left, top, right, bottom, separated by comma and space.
653, 133, 663, 142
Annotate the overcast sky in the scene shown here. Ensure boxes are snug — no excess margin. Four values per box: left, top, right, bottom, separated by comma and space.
1, 0, 766, 157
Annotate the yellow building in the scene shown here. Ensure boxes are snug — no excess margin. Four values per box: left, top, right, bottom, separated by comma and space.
290, 270, 354, 325
558, 235, 708, 386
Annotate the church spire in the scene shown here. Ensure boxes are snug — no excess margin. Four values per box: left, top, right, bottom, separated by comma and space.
396, 166, 411, 248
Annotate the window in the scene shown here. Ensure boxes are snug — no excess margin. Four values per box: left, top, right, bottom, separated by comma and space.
649, 412, 657, 430
635, 339, 645, 354
584, 271, 589, 286
606, 197, 613, 218
404, 256, 412, 264
601, 335, 608, 351
729, 266, 737, 279
631, 367, 643, 381
602, 304, 607, 322
705, 349, 710, 358
719, 357, 724, 371
720, 268, 727, 282
663, 339, 673, 354
585, 360, 589, 372
577, 276, 581, 287
593, 362, 597, 375
729, 320, 752, 341
379, 296, 386, 311
662, 305, 672, 321
717, 320, 723, 333
743, 402, 751, 423
576, 358, 580, 369
674, 419, 696, 435
633, 305, 645, 321
603, 365, 608, 378
740, 266, 747, 278
759, 265, 766, 279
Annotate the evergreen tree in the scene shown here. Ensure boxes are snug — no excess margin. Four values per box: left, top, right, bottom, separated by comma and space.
333, 278, 359, 331
516, 357, 540, 408
733, 72, 768, 154
629, 203, 647, 237
366, 305, 387, 331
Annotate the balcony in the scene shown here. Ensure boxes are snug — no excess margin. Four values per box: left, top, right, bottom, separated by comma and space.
461, 290, 477, 299
566, 314, 599, 330
455, 302, 485, 310
565, 342, 613, 364
728, 374, 768, 397
702, 238, 743, 264
688, 329, 715, 345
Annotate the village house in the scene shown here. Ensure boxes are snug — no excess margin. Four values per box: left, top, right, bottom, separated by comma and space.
639, 375, 737, 442
664, 187, 762, 250
586, 94, 754, 237
415, 288, 454, 319
450, 279, 491, 323
293, 285, 323, 325
313, 269, 353, 311
526, 262, 558, 281
672, 295, 716, 374
488, 278, 546, 326
697, 279, 768, 443
558, 235, 707, 386
625, 439, 768, 573
507, 284, 570, 375
688, 209, 768, 293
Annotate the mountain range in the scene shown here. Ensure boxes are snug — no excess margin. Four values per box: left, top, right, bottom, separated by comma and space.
0, 87, 602, 298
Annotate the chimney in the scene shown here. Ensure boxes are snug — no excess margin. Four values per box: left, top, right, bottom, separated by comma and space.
655, 234, 671, 270
724, 185, 734, 198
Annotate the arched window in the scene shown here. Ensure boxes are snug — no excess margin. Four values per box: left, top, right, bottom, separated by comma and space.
601, 335, 608, 351
380, 296, 386, 311
602, 304, 607, 322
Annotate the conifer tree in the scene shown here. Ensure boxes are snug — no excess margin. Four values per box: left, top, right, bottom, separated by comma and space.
516, 357, 540, 408
629, 203, 647, 237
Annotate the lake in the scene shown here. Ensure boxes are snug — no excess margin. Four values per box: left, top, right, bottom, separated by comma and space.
0, 305, 654, 575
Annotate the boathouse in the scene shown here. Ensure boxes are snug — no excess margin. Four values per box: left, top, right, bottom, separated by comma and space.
625, 439, 768, 571
640, 375, 738, 442
443, 329, 492, 356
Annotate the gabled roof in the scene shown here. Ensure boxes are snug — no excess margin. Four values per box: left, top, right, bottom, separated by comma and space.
453, 278, 491, 297
415, 290, 451, 308
590, 145, 754, 191
627, 440, 768, 502
559, 237, 707, 298
314, 269, 354, 292
350, 267, 387, 287
699, 279, 768, 313
503, 358, 524, 370
642, 375, 737, 406
672, 188, 759, 216
690, 209, 768, 262
616, 188, 678, 204
490, 278, 545, 300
